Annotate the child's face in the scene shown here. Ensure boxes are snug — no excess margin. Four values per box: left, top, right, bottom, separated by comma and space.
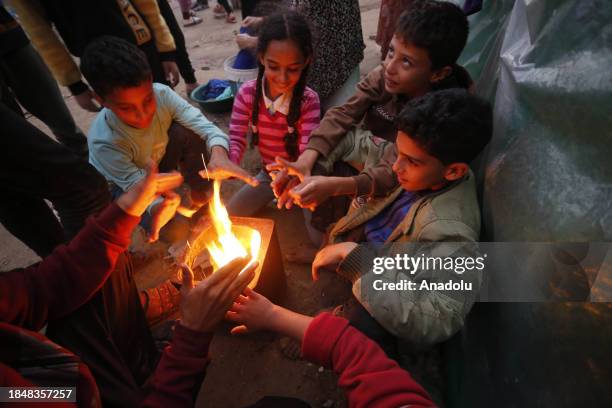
98, 79, 157, 129
259, 39, 309, 98
383, 35, 441, 98
392, 131, 465, 192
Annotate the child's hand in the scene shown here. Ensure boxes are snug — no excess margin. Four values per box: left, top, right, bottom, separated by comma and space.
206, 146, 259, 186
277, 176, 302, 210
269, 169, 303, 209
266, 156, 312, 182
117, 160, 183, 217
289, 176, 335, 209
180, 259, 257, 333
235, 33, 257, 50
226, 288, 277, 334
241, 16, 264, 29
148, 190, 181, 242
269, 168, 291, 198
312, 242, 359, 281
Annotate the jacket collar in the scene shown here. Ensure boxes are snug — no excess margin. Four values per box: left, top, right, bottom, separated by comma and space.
331, 171, 474, 242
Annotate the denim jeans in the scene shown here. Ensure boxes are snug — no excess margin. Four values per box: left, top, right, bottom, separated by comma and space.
226, 170, 275, 216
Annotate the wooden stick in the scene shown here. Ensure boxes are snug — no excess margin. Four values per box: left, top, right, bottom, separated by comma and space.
201, 153, 210, 180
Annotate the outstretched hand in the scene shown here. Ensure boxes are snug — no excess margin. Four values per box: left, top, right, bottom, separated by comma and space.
312, 242, 358, 281
226, 287, 276, 335
179, 257, 258, 333
116, 160, 183, 217
202, 146, 259, 187
266, 153, 319, 210
269, 169, 303, 210
227, 288, 314, 342
288, 176, 336, 210
266, 156, 310, 183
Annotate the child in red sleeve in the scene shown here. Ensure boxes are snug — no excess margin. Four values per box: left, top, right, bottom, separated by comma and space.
227, 289, 436, 408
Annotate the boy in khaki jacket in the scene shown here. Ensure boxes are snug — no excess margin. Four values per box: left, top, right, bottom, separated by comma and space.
312, 89, 492, 348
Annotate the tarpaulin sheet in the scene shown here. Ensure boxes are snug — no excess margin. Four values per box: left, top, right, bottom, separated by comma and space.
445, 0, 612, 406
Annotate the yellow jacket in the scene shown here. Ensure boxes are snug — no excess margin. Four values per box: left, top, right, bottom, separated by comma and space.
7, 0, 175, 89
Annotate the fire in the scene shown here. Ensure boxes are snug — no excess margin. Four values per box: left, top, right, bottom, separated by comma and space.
204, 180, 261, 270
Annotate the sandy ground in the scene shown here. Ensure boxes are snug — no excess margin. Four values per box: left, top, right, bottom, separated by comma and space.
0, 1, 383, 407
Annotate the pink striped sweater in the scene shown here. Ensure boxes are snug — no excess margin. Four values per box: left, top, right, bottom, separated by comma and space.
229, 79, 321, 165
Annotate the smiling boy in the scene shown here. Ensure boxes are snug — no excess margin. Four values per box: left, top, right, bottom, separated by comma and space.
311, 89, 492, 348
271, 0, 472, 212
84, 36, 255, 241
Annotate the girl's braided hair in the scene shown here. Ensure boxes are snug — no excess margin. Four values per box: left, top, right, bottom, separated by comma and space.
251, 11, 313, 160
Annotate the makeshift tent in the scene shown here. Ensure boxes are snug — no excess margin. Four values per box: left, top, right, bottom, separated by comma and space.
446, 0, 612, 406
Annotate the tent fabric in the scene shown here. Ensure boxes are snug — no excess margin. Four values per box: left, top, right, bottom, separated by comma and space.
446, 1, 612, 406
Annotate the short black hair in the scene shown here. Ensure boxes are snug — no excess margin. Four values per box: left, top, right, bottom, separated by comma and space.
396, 89, 493, 164
395, 0, 468, 70
81, 36, 152, 98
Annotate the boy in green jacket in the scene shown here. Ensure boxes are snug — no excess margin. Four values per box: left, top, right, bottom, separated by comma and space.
312, 89, 492, 349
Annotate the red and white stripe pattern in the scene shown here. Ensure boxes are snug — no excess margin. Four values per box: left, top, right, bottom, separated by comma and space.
229, 79, 321, 164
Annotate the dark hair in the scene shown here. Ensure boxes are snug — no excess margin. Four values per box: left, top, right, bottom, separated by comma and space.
81, 36, 152, 98
251, 11, 313, 160
395, 0, 468, 70
396, 89, 492, 164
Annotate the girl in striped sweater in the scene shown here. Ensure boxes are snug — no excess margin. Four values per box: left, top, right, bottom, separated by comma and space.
227, 11, 320, 216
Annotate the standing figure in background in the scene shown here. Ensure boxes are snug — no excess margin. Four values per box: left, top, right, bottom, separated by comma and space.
240, 0, 260, 19
7, 0, 181, 112
239, 0, 365, 112
0, 104, 110, 258
158, 0, 201, 93
213, 0, 237, 23
0, 5, 88, 157
291, 0, 365, 112
175, 0, 203, 26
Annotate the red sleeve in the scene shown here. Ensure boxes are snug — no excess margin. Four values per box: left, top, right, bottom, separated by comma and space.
302, 313, 435, 408
141, 323, 213, 407
0, 203, 140, 331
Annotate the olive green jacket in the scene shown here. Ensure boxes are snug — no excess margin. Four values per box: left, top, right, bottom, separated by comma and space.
330, 171, 482, 346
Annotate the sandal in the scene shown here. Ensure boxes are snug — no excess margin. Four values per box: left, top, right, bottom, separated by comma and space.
139, 280, 182, 327
226, 12, 236, 23
213, 3, 225, 18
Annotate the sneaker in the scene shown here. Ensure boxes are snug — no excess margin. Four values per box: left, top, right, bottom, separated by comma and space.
183, 16, 203, 27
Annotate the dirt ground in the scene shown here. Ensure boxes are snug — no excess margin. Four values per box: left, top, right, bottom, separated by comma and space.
0, 1, 383, 407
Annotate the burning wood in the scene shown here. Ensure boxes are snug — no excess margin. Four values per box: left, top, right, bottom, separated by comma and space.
204, 180, 261, 271
175, 179, 285, 299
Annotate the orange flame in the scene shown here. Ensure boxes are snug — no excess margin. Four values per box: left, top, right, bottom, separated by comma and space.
204, 180, 261, 270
